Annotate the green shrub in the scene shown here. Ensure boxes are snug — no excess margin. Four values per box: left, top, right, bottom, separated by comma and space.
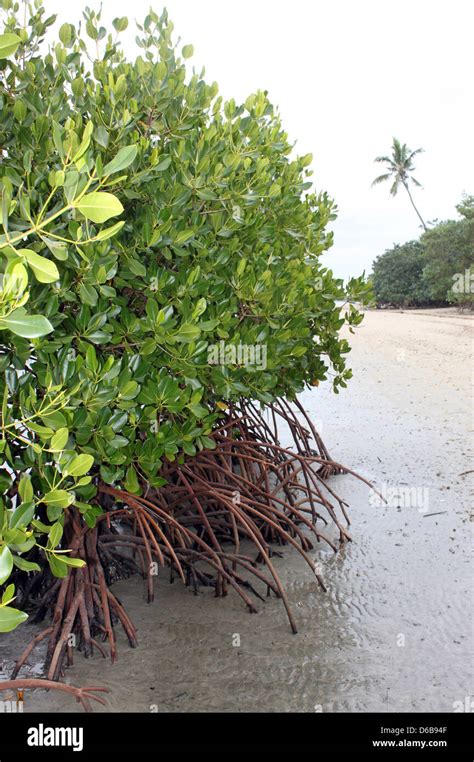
0, 1, 368, 633
372, 240, 431, 307
372, 196, 474, 308
422, 196, 474, 305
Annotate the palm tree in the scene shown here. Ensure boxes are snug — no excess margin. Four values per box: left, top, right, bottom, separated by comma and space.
372, 138, 427, 231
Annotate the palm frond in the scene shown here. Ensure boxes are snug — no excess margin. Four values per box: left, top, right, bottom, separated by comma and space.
389, 179, 400, 196
374, 155, 394, 165
371, 173, 391, 187
392, 137, 405, 163
408, 147, 424, 161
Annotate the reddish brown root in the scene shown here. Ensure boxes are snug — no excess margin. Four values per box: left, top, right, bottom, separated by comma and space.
11, 396, 370, 694
0, 678, 109, 712
99, 397, 367, 635
12, 513, 139, 685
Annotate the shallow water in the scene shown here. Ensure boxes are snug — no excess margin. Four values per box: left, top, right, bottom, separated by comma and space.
1, 309, 472, 712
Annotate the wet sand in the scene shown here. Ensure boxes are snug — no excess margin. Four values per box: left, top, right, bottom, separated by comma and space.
1, 308, 472, 712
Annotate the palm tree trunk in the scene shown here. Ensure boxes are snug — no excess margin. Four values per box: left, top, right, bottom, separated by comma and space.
403, 181, 427, 231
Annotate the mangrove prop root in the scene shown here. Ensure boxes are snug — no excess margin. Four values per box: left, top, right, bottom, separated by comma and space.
11, 397, 369, 691
0, 679, 109, 712
12, 517, 138, 684
98, 398, 365, 631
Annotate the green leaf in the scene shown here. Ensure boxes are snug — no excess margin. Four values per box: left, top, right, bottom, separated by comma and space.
113, 16, 128, 32
48, 553, 68, 578
236, 258, 247, 276
46, 504, 63, 523
124, 465, 141, 494
128, 258, 146, 277
59, 23, 72, 46
42, 237, 68, 261
76, 192, 124, 224
0, 33, 21, 59
12, 556, 41, 573
10, 501, 35, 529
174, 324, 200, 342
50, 427, 69, 452
66, 454, 94, 478
188, 402, 208, 418
13, 100, 27, 121
174, 230, 195, 246
291, 345, 307, 356
84, 509, 98, 529
2, 583, 15, 605
94, 125, 109, 148
92, 220, 125, 242
43, 489, 73, 510
0, 606, 28, 632
0, 545, 13, 585
48, 521, 63, 549
155, 155, 172, 172
103, 145, 138, 175
78, 283, 98, 306
182, 44, 194, 59
3, 262, 28, 295
0, 469, 12, 492
61, 555, 86, 568
52, 121, 65, 160
21, 249, 60, 283
73, 121, 93, 163
0, 310, 54, 338
41, 411, 67, 430
31, 519, 52, 533
18, 475, 33, 503
27, 422, 53, 437
200, 435, 217, 450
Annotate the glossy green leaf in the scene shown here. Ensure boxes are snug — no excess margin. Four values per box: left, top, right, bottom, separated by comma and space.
48, 521, 63, 549
0, 606, 28, 632
174, 324, 200, 342
113, 17, 128, 32
2, 583, 15, 605
48, 553, 68, 578
0, 310, 54, 338
12, 556, 41, 573
50, 427, 69, 452
155, 155, 172, 172
18, 475, 33, 503
92, 220, 125, 242
21, 249, 60, 283
124, 465, 141, 494
42, 237, 68, 261
61, 555, 86, 568
3, 262, 28, 296
66, 454, 94, 477
10, 501, 35, 529
43, 489, 73, 510
73, 121, 93, 163
0, 545, 13, 585
0, 33, 21, 59
59, 22, 73, 46
76, 192, 124, 223
103, 145, 138, 175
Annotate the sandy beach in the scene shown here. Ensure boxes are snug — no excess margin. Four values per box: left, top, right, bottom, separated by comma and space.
1, 307, 472, 713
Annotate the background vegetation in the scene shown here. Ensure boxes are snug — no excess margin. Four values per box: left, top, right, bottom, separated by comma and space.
371, 195, 474, 308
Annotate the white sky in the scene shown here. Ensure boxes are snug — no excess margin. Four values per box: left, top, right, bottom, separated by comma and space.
46, 0, 474, 279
